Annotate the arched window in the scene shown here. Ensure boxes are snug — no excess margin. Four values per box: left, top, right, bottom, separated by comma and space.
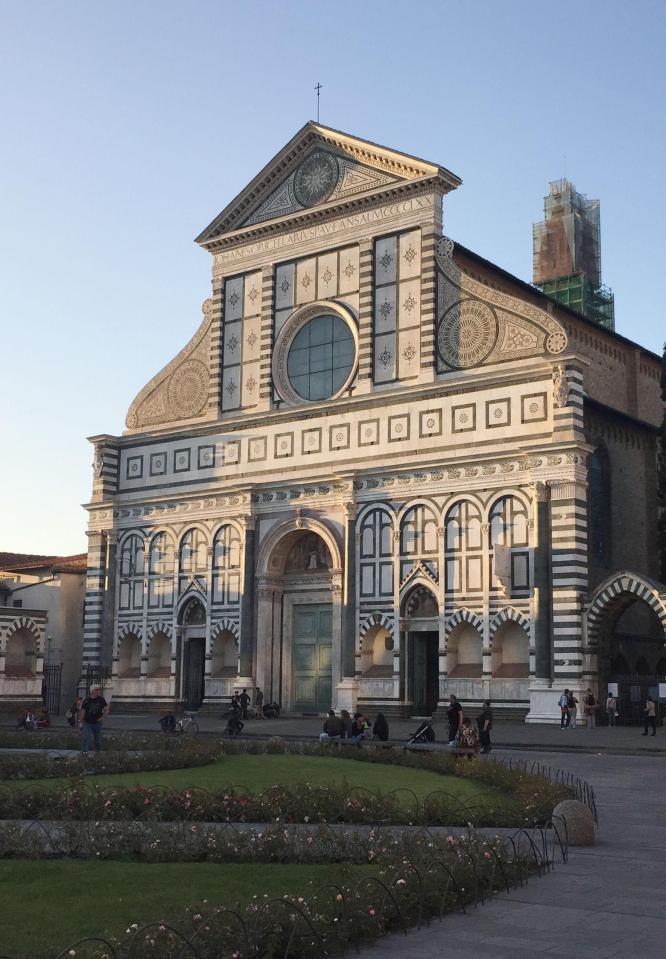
211, 630, 238, 677
491, 621, 529, 678
179, 528, 208, 594
4, 629, 37, 677
489, 496, 530, 593
588, 447, 611, 567
360, 625, 393, 677
359, 508, 394, 599
445, 500, 483, 594
212, 525, 241, 605
146, 632, 171, 677
148, 533, 174, 609
117, 634, 141, 678
119, 534, 145, 611
447, 623, 482, 677
400, 504, 438, 583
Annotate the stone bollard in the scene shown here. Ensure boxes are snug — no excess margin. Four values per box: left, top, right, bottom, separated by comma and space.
552, 799, 596, 846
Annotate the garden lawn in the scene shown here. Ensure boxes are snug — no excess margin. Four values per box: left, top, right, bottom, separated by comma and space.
0, 860, 373, 959
8, 753, 505, 806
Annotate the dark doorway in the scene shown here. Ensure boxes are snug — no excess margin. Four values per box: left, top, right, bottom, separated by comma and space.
183, 638, 205, 710
411, 631, 439, 715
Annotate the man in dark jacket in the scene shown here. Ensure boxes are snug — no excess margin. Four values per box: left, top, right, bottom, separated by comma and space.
319, 710, 344, 742
476, 700, 493, 753
447, 695, 462, 743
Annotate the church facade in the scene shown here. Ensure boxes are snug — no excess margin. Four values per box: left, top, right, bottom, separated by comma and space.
82, 124, 666, 721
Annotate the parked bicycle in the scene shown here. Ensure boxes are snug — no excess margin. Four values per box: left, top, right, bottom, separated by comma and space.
174, 713, 199, 734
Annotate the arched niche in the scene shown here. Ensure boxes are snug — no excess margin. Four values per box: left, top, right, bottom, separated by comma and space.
4, 628, 37, 677
492, 621, 529, 678
117, 633, 141, 678
146, 632, 171, 678
447, 622, 482, 677
360, 625, 393, 677
211, 629, 238, 677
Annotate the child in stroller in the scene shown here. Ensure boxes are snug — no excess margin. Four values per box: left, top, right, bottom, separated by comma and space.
405, 720, 435, 746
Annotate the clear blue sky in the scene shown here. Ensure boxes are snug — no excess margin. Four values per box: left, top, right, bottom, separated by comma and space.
1, 0, 664, 556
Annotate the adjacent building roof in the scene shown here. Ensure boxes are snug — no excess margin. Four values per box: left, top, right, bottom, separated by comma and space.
0, 553, 87, 574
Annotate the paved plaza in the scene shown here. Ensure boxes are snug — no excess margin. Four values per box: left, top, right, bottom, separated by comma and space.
3, 713, 664, 956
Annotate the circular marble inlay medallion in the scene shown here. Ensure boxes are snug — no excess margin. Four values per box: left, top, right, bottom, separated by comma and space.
293, 151, 339, 207
546, 329, 567, 354
167, 360, 208, 418
438, 299, 497, 368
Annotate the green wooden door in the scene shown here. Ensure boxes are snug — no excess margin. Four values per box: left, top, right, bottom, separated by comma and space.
292, 604, 333, 713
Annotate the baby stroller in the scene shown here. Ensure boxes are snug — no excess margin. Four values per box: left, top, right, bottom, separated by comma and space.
405, 720, 435, 746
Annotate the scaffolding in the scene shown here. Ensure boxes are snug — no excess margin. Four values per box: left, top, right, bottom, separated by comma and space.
533, 179, 615, 331
539, 274, 615, 331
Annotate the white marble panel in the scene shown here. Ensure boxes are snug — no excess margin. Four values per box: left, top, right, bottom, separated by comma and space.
398, 328, 420, 379
399, 229, 422, 279
243, 271, 262, 317
296, 258, 317, 304
374, 284, 396, 334
243, 315, 261, 363
317, 251, 338, 299
241, 361, 260, 408
275, 263, 295, 310
375, 235, 397, 285
398, 278, 421, 330
337, 292, 359, 318
374, 332, 396, 382
338, 246, 359, 295
224, 276, 243, 322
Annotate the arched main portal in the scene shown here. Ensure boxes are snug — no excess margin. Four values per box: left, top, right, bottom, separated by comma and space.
178, 596, 206, 710
587, 572, 666, 723
256, 522, 342, 714
401, 583, 440, 716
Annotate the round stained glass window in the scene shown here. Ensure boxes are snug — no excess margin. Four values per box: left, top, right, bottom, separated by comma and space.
286, 313, 355, 401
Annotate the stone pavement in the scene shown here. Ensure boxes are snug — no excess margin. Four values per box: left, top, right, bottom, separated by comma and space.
355, 746, 666, 959
10, 711, 662, 756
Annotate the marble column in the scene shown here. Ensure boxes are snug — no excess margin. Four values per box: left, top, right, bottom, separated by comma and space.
100, 529, 118, 672
531, 481, 552, 680
239, 515, 256, 679
341, 501, 357, 677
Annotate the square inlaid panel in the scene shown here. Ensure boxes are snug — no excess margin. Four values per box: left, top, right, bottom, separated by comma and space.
126, 455, 143, 480
521, 392, 548, 423
486, 399, 511, 429
149, 452, 167, 477
248, 436, 267, 463
173, 448, 191, 473
452, 404, 476, 433
301, 428, 322, 455
329, 423, 350, 451
197, 445, 216, 469
419, 409, 442, 438
275, 432, 294, 458
358, 419, 380, 447
388, 413, 410, 442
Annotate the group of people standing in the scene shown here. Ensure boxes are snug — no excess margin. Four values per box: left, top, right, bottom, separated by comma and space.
446, 695, 493, 753
558, 688, 599, 728
559, 688, 659, 735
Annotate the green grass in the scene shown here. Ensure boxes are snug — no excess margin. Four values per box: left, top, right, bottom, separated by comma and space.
0, 860, 372, 959
9, 753, 494, 803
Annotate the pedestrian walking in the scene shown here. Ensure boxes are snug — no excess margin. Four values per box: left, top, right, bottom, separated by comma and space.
79, 684, 109, 754
568, 690, 579, 728
239, 688, 250, 720
583, 688, 597, 728
476, 700, 493, 753
642, 697, 657, 736
66, 695, 83, 729
558, 689, 571, 728
447, 694, 463, 743
372, 712, 389, 742
606, 692, 618, 726
254, 686, 264, 718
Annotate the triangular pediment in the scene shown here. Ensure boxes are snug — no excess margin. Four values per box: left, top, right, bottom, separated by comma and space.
196, 122, 461, 246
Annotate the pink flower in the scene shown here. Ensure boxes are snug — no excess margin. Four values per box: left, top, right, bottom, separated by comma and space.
368, 908, 376, 916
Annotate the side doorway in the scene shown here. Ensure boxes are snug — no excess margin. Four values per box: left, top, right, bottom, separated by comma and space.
410, 631, 439, 715
183, 638, 205, 711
